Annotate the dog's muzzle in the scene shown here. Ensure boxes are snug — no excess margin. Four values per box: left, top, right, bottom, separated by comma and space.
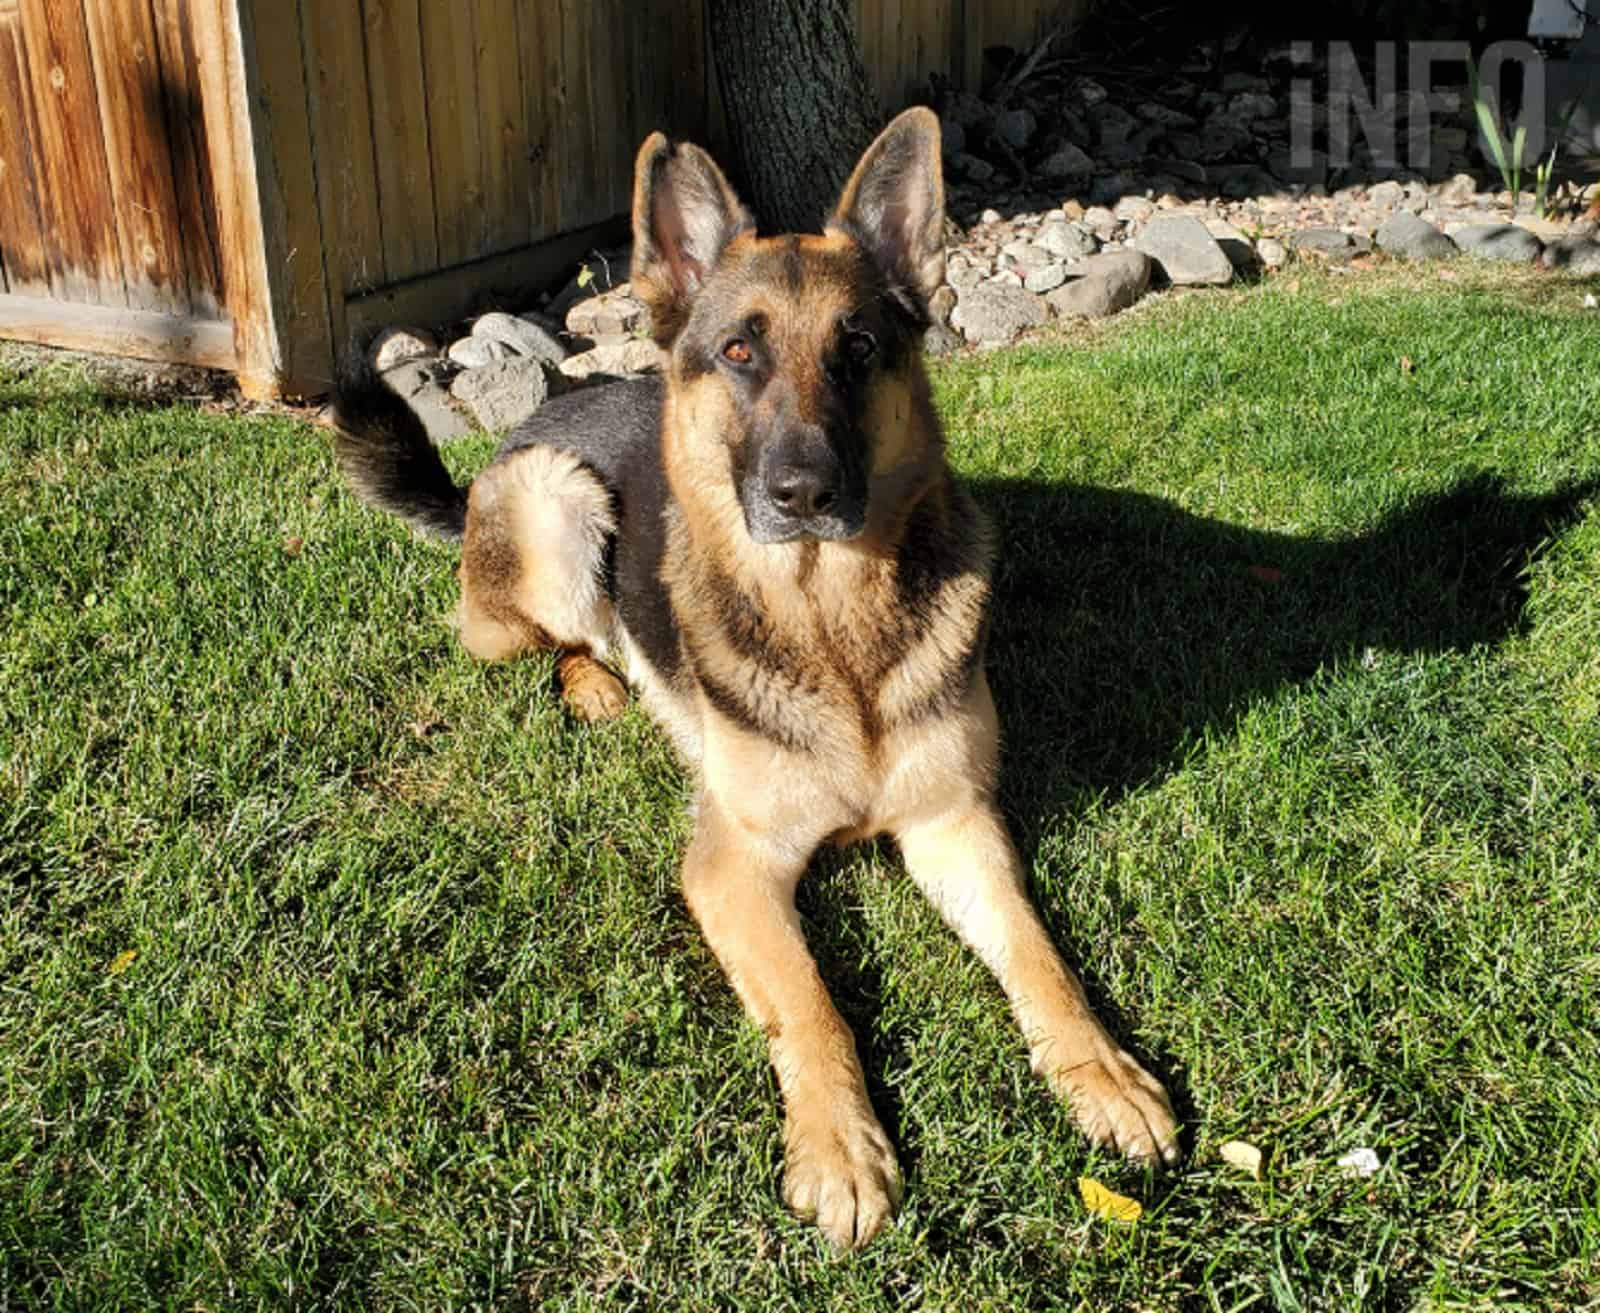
742, 430, 866, 544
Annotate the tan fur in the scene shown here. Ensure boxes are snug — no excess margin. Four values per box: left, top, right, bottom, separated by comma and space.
458, 444, 618, 669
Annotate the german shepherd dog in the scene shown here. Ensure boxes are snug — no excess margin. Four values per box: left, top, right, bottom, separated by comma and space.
335, 108, 1178, 1250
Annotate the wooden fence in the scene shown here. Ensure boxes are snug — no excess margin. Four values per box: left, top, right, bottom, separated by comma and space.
0, 1, 1081, 399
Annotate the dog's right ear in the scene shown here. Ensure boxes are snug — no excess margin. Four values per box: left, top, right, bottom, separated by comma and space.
631, 133, 753, 347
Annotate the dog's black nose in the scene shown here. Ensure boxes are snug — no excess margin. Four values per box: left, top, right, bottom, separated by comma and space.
766, 464, 839, 519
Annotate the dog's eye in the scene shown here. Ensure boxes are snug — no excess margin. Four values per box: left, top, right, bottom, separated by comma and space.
722, 339, 753, 366
844, 331, 876, 366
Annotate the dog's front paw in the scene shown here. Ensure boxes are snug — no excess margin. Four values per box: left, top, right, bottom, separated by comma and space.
782, 1098, 902, 1251
1043, 1040, 1180, 1166
557, 655, 628, 722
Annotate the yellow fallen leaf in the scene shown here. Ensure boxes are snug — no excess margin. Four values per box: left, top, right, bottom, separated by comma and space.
1219, 1139, 1263, 1179
108, 949, 137, 975
1077, 1176, 1142, 1223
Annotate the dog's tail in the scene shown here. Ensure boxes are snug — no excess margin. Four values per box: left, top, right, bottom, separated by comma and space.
331, 376, 469, 542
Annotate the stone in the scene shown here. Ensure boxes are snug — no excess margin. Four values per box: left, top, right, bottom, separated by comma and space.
1134, 214, 1234, 285
940, 118, 966, 158
558, 337, 662, 381
923, 323, 963, 357
1229, 91, 1277, 120
1090, 102, 1140, 147
380, 359, 470, 442
1375, 212, 1457, 261
947, 261, 985, 292
1368, 180, 1406, 209
1438, 173, 1480, 205
1000, 239, 1052, 274
1114, 195, 1156, 224
472, 311, 567, 366
448, 336, 508, 369
1539, 237, 1600, 275
1037, 143, 1095, 180
927, 284, 957, 326
369, 326, 438, 372
450, 357, 549, 431
1023, 262, 1070, 293
1257, 237, 1289, 269
1290, 227, 1367, 264
1045, 250, 1153, 319
566, 286, 647, 339
1448, 223, 1543, 263
979, 208, 1002, 226
1089, 173, 1137, 207
1204, 219, 1259, 272
994, 107, 1037, 149
949, 282, 1048, 344
955, 152, 994, 183
1035, 218, 1097, 260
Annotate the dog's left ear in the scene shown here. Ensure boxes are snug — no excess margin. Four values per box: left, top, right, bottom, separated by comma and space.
827, 107, 946, 307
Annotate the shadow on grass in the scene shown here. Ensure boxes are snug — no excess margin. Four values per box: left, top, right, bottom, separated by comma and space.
978, 472, 1600, 837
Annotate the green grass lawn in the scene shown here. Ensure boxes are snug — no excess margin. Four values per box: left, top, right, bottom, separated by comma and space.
3, 266, 1598, 1310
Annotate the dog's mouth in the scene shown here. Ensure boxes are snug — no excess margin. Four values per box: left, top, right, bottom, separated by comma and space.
742, 492, 867, 545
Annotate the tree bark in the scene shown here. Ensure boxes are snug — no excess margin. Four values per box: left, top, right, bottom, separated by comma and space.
706, 0, 883, 234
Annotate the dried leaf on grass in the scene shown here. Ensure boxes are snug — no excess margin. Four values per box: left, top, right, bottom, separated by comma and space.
1078, 1176, 1143, 1223
1218, 1139, 1263, 1179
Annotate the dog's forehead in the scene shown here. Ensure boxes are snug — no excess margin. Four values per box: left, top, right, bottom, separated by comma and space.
708, 232, 872, 328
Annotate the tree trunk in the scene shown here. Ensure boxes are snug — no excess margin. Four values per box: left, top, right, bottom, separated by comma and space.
706, 0, 883, 234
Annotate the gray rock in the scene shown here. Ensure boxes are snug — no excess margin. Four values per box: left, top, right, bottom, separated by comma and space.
1290, 227, 1369, 264
1090, 102, 1140, 147
1000, 239, 1052, 274
940, 118, 966, 159
1037, 143, 1094, 180
1539, 237, 1600, 275
566, 286, 647, 339
380, 359, 471, 442
994, 108, 1037, 149
1438, 173, 1480, 205
927, 283, 957, 326
956, 153, 995, 183
1023, 263, 1069, 293
1205, 219, 1259, 273
1036, 218, 1097, 260
1089, 173, 1138, 207
1139, 102, 1197, 128
949, 282, 1048, 344
1449, 223, 1543, 263
1375, 212, 1457, 261
923, 323, 963, 357
558, 337, 662, 381
947, 261, 985, 292
369, 326, 438, 372
472, 311, 567, 366
451, 357, 549, 432
1257, 237, 1289, 270
447, 336, 509, 369
1114, 195, 1156, 224
1134, 215, 1234, 286
1045, 250, 1153, 319
1229, 91, 1277, 120
1082, 205, 1119, 233
1368, 179, 1406, 209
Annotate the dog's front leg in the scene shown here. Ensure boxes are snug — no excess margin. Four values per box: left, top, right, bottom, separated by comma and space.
682, 797, 901, 1250
896, 802, 1180, 1164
